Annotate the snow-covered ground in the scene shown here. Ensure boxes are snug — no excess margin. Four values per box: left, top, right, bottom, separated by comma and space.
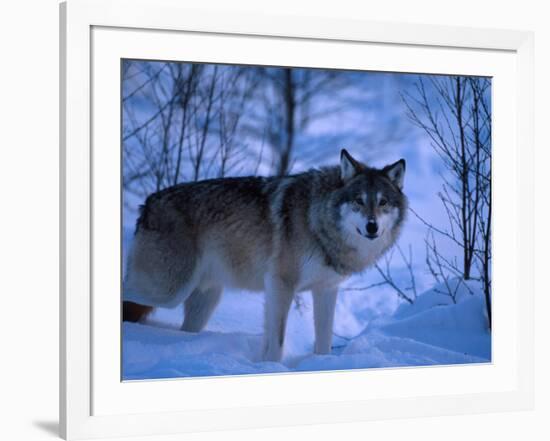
122, 278, 490, 380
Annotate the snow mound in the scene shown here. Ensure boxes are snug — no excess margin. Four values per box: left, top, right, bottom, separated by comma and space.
296, 333, 485, 372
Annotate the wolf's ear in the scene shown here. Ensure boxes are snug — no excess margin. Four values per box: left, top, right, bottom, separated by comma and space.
340, 149, 361, 181
384, 159, 406, 189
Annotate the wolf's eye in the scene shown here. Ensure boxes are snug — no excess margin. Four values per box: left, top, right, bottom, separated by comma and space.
379, 198, 388, 206
354, 198, 364, 206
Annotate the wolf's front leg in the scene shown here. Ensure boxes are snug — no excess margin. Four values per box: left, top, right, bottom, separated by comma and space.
312, 286, 338, 355
263, 276, 295, 362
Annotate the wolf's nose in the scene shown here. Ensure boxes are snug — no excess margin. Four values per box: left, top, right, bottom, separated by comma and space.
366, 221, 378, 235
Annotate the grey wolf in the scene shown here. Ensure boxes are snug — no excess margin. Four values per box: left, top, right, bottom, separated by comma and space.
123, 149, 408, 362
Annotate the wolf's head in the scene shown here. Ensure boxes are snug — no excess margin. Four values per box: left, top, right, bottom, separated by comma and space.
337, 149, 407, 243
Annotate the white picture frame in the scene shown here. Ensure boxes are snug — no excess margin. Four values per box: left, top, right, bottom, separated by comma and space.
60, 0, 534, 439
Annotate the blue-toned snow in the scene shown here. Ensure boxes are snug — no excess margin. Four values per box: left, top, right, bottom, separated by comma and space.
122, 279, 490, 380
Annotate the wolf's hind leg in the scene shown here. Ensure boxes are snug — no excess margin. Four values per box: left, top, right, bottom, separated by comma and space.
312, 286, 338, 354
181, 286, 222, 333
263, 276, 294, 362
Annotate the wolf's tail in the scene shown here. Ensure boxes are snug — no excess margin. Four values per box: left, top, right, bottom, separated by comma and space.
122, 301, 153, 323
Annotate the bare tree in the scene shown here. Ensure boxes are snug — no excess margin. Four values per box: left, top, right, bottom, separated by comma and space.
469, 77, 492, 327
172, 64, 201, 185
215, 67, 261, 177
189, 65, 219, 182
403, 77, 473, 278
250, 67, 347, 176
122, 61, 260, 202
402, 75, 492, 326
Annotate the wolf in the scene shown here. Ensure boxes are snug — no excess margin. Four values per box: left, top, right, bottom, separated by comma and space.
123, 149, 407, 362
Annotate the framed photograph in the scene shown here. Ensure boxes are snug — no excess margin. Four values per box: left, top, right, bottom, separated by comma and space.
60, 0, 534, 439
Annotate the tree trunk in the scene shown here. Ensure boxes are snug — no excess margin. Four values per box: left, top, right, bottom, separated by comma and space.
277, 68, 295, 176
455, 77, 472, 279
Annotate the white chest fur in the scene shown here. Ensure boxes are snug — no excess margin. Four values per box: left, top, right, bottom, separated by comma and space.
354, 232, 393, 267
296, 252, 346, 292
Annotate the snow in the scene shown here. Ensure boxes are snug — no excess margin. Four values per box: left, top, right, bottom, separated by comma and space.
122, 278, 490, 380
123, 327, 289, 379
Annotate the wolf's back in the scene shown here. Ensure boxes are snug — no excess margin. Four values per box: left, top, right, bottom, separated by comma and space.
135, 176, 275, 234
